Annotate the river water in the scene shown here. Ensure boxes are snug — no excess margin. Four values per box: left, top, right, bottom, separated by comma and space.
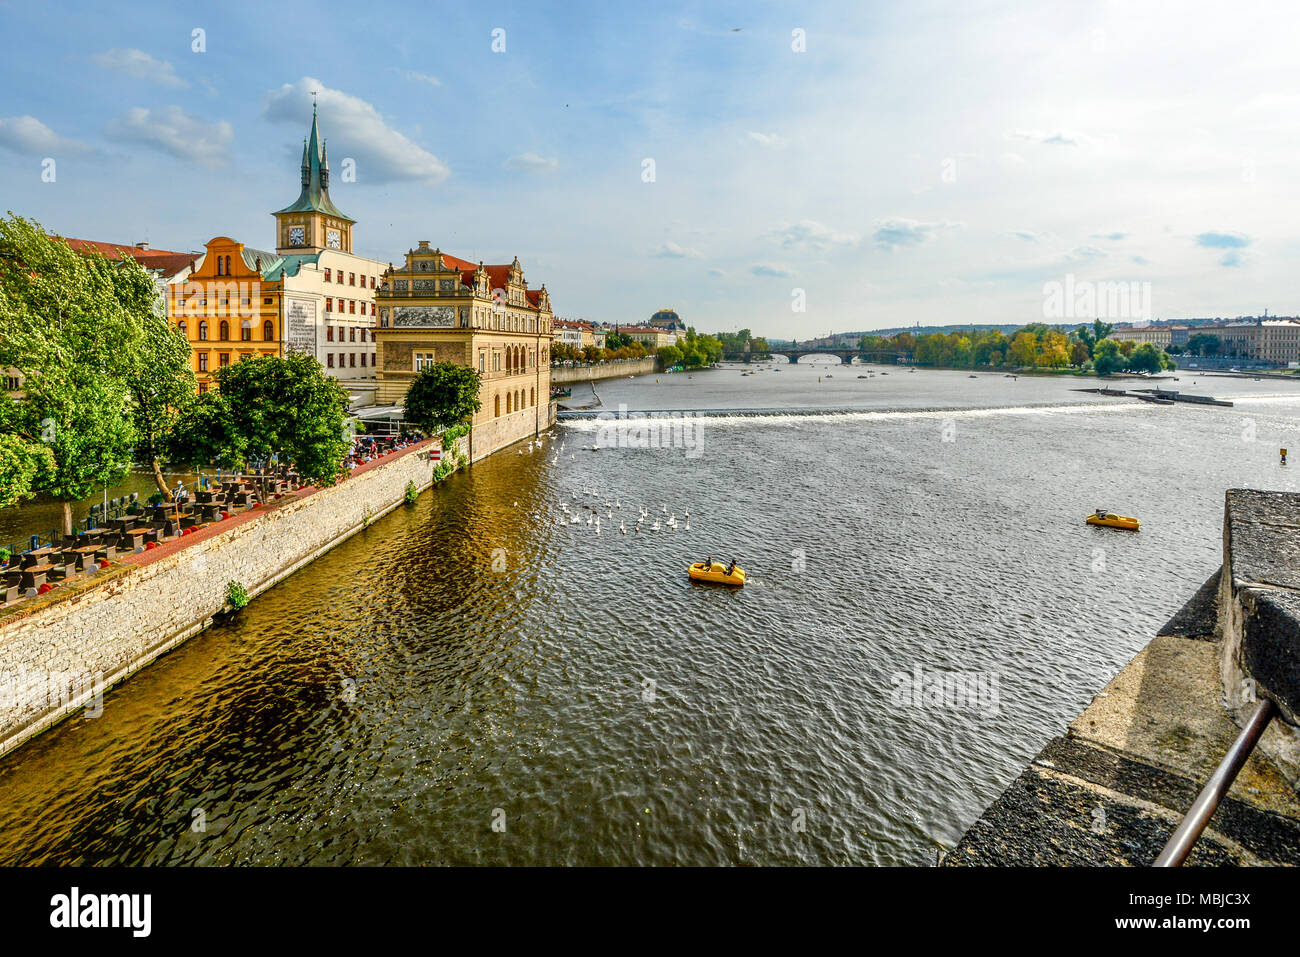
1, 362, 1298, 865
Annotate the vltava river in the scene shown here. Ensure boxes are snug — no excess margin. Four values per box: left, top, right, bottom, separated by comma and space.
1, 363, 1297, 864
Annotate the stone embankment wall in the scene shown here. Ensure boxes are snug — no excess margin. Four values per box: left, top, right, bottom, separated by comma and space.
549, 358, 658, 385
0, 437, 467, 760
470, 401, 556, 462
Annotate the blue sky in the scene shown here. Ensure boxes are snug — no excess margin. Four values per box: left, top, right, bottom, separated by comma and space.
1, 0, 1297, 336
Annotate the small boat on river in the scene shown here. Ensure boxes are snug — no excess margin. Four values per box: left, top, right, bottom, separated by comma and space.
1086, 510, 1140, 531
688, 560, 746, 586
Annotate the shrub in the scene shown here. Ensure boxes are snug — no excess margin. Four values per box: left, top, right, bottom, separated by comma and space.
226, 580, 250, 612
404, 479, 419, 505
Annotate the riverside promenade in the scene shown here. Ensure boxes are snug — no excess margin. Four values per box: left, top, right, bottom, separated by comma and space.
946, 489, 1300, 866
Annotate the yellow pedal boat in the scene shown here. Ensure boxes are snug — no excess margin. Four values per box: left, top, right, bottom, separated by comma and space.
1086, 511, 1140, 531
688, 561, 746, 586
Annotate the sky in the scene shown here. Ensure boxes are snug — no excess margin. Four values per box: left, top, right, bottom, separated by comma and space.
1, 0, 1298, 338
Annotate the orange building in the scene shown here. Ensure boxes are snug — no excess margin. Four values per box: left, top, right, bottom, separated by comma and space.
167, 237, 283, 391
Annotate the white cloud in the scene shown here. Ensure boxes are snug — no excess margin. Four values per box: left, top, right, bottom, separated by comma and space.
770, 219, 858, 251
654, 241, 699, 258
263, 77, 449, 184
1008, 230, 1042, 242
504, 152, 559, 172
747, 131, 789, 149
0, 116, 91, 155
873, 218, 961, 250
104, 106, 232, 166
393, 69, 441, 87
91, 48, 188, 89
708, 268, 727, 278
1009, 128, 1092, 147
752, 263, 793, 277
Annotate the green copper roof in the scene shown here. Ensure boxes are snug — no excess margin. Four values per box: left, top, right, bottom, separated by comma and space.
274, 106, 353, 221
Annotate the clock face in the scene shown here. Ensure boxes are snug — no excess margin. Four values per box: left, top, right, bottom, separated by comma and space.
288, 226, 305, 246
327, 229, 341, 249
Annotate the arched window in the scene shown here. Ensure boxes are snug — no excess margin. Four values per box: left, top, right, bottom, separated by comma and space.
198, 320, 208, 341
219, 320, 229, 340
216, 257, 223, 277
494, 394, 500, 417
225, 255, 231, 275
506, 393, 512, 414
241, 320, 252, 341
178, 320, 188, 337
530, 387, 534, 407
263, 320, 274, 341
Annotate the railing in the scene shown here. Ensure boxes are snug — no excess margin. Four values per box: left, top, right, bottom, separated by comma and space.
1154, 698, 1276, 866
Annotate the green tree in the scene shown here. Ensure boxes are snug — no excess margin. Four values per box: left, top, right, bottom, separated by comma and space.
0, 214, 143, 533
401, 360, 482, 434
0, 432, 53, 510
1128, 342, 1165, 374
118, 267, 197, 500
1092, 338, 1124, 376
170, 352, 351, 494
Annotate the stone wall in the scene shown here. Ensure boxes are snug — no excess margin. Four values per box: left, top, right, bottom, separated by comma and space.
468, 401, 556, 462
550, 357, 658, 385
0, 440, 459, 760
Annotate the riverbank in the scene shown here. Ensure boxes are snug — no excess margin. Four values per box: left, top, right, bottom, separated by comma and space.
0, 434, 466, 761
549, 357, 658, 385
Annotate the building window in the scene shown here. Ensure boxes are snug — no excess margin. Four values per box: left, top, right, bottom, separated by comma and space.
263, 320, 274, 341
506, 393, 512, 414
370, 303, 376, 316
415, 352, 436, 371
369, 276, 375, 289
326, 297, 333, 312
178, 320, 188, 337
327, 354, 334, 368
198, 353, 208, 372
530, 387, 534, 406
349, 327, 356, 342
349, 301, 356, 314
241, 320, 252, 341
325, 268, 331, 282
199, 382, 208, 394
219, 353, 230, 368
198, 320, 208, 341
349, 272, 355, 285
350, 353, 356, 367
219, 320, 229, 340
495, 394, 500, 417
327, 325, 334, 342
479, 352, 485, 372
360, 353, 367, 367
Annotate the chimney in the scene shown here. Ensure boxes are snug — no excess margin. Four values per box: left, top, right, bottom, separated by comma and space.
135, 241, 149, 250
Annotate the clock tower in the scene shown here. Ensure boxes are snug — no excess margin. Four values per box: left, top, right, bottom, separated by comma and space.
273, 103, 355, 254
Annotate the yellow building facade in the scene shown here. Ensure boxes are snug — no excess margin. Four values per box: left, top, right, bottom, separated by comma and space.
374, 241, 554, 456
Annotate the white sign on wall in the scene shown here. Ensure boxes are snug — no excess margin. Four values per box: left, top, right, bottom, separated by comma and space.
285, 298, 317, 356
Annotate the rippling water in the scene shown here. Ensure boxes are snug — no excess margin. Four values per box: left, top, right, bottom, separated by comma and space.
1, 364, 1298, 865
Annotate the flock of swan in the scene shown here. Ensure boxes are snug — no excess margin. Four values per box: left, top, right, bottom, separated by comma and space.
509, 432, 690, 537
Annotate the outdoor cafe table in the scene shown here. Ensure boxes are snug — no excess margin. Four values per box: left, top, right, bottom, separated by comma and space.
118, 530, 146, 551
71, 546, 102, 570
19, 565, 52, 589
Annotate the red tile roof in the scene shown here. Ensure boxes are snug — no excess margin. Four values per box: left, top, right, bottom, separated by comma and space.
56, 236, 198, 278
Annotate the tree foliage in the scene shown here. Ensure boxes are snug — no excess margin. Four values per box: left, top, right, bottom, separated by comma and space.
403, 361, 482, 433
0, 214, 148, 531
169, 352, 350, 490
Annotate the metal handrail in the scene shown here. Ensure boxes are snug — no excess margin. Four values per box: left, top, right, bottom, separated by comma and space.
1154, 697, 1275, 866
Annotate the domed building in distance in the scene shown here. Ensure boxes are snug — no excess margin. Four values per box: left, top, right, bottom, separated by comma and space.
648, 308, 685, 332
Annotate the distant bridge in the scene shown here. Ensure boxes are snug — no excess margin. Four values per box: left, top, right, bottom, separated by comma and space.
724, 348, 908, 365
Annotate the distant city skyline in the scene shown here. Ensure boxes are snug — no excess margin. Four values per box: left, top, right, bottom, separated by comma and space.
1, 1, 1297, 337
